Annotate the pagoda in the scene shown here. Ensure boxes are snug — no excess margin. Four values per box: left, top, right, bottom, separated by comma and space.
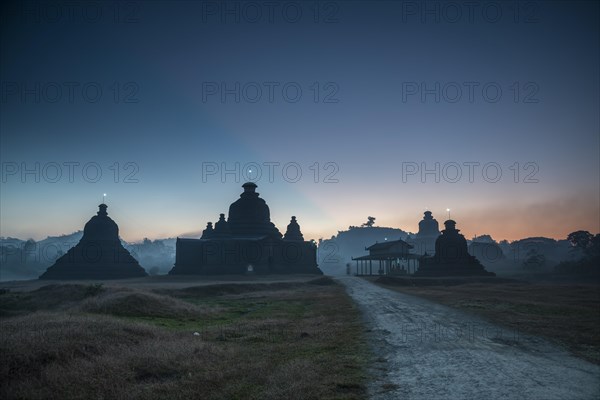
170, 183, 321, 275
416, 219, 494, 276
39, 204, 147, 280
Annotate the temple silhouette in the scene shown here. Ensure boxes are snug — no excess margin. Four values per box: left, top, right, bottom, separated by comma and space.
416, 219, 495, 276
169, 182, 322, 275
352, 215, 494, 277
407, 210, 441, 255
39, 204, 147, 280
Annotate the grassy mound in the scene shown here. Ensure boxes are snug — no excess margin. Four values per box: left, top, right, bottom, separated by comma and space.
79, 289, 218, 318
0, 284, 106, 317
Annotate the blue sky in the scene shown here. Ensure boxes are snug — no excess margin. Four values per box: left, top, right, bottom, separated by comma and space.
1, 0, 598, 242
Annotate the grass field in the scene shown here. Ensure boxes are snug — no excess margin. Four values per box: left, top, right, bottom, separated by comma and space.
370, 276, 600, 364
0, 276, 368, 400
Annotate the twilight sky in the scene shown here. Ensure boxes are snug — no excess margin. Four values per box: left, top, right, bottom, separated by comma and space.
1, 0, 598, 243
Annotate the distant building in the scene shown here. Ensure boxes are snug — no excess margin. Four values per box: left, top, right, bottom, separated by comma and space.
407, 211, 441, 255
468, 239, 505, 265
352, 239, 420, 275
169, 183, 321, 275
416, 220, 495, 276
39, 204, 147, 280
417, 211, 440, 238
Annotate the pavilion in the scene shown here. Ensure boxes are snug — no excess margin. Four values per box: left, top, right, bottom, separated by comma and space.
352, 239, 421, 276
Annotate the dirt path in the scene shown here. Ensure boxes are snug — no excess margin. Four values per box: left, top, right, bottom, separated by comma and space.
338, 276, 600, 400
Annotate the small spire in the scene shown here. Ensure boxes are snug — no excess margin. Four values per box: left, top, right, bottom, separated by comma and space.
242, 182, 258, 193
201, 222, 214, 239
213, 213, 231, 236
283, 215, 304, 241
98, 203, 108, 216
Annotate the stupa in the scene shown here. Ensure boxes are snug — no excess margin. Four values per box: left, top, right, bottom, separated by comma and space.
407, 211, 441, 255
227, 182, 282, 238
39, 204, 147, 279
283, 216, 304, 241
170, 183, 321, 275
416, 219, 495, 276
417, 211, 440, 238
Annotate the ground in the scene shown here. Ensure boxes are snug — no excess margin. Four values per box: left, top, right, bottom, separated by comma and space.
0, 275, 368, 400
370, 275, 600, 364
2, 274, 599, 400
339, 276, 600, 400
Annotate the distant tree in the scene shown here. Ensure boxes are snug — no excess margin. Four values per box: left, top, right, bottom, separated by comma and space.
362, 216, 376, 227
23, 239, 36, 252
566, 230, 600, 260
22, 239, 38, 262
554, 231, 600, 275
148, 266, 160, 276
522, 248, 545, 271
589, 234, 600, 259
567, 231, 593, 251
472, 234, 495, 243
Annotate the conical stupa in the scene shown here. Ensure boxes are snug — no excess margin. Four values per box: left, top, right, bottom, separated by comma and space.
283, 216, 304, 241
39, 204, 147, 280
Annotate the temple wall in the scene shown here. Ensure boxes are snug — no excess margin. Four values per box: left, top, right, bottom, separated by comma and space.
171, 238, 319, 275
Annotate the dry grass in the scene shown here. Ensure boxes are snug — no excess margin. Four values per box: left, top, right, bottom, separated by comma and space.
0, 278, 367, 399
372, 277, 600, 364
79, 288, 222, 318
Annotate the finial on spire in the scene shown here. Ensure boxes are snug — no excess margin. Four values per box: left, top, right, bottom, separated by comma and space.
98, 203, 108, 216
242, 182, 257, 192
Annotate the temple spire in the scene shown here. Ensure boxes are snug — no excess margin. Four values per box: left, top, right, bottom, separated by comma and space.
98, 203, 108, 216
283, 216, 304, 241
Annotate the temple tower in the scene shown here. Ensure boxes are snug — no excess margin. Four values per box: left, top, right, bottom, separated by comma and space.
283, 216, 305, 241
40, 204, 147, 279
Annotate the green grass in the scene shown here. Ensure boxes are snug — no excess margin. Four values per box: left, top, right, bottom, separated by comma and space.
1, 279, 369, 400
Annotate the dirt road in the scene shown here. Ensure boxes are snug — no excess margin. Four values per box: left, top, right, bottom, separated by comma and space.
339, 277, 600, 400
